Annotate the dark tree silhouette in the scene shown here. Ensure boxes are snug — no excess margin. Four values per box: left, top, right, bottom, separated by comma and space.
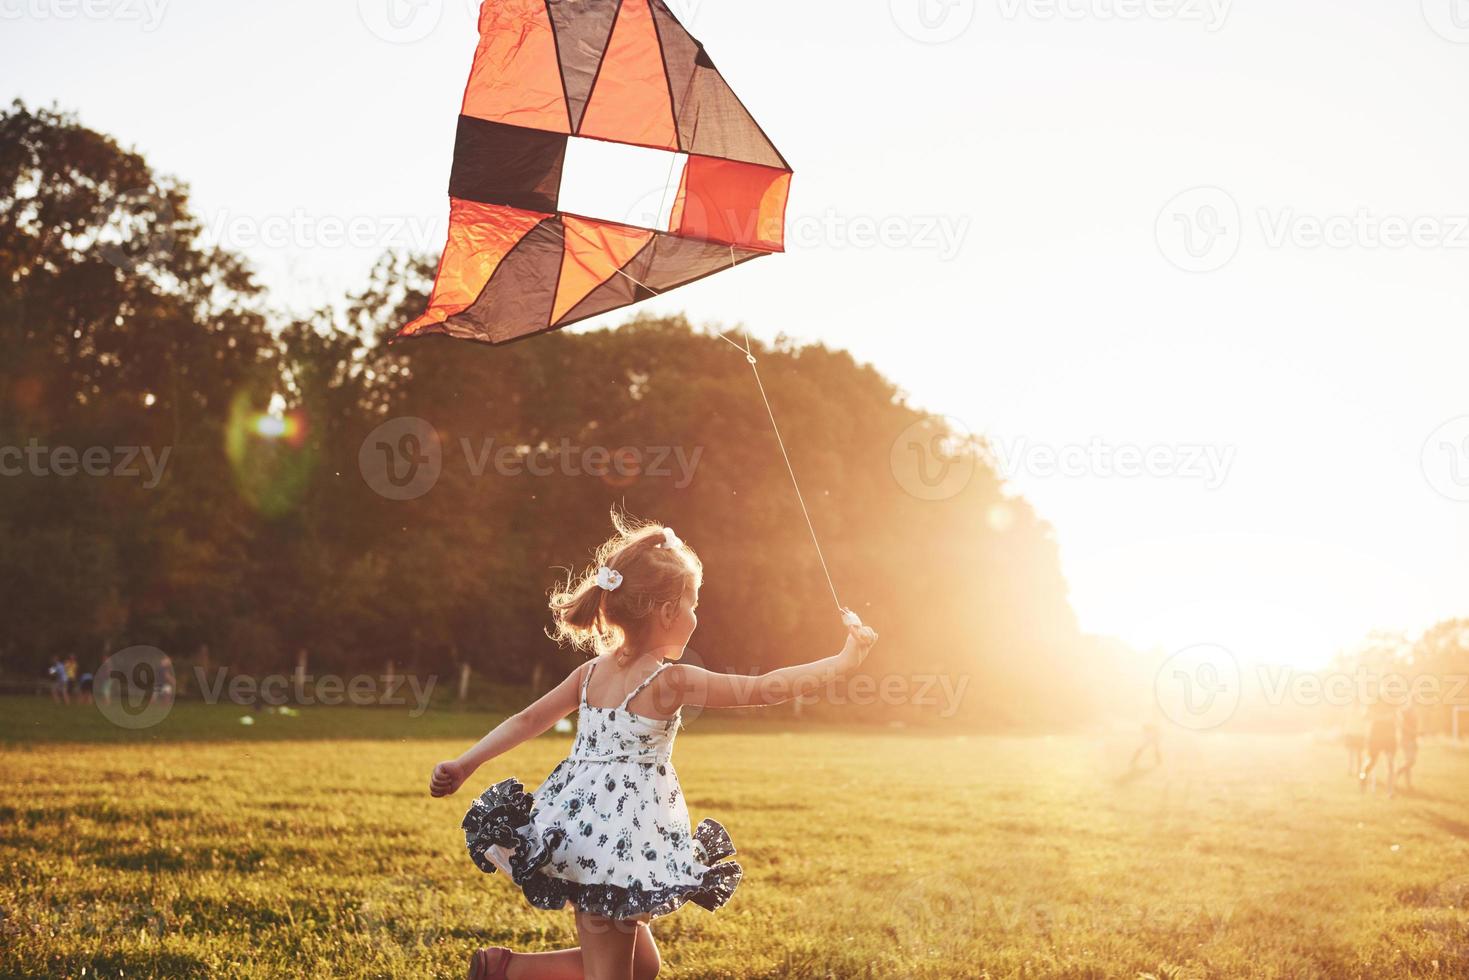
0, 102, 1097, 726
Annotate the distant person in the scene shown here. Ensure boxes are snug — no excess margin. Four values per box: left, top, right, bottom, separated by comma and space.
1398, 706, 1420, 791
47, 657, 70, 705
77, 666, 95, 706
428, 516, 879, 980
1130, 720, 1162, 770
154, 653, 176, 705
64, 655, 79, 700
1359, 703, 1397, 796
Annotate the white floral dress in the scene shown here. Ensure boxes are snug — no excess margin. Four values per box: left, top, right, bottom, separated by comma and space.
461, 660, 742, 920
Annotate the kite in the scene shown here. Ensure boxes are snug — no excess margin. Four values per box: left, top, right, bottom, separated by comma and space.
396, 0, 862, 628
398, 0, 792, 346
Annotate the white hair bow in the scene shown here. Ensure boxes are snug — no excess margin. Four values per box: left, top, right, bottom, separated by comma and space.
661, 527, 684, 549
595, 566, 623, 591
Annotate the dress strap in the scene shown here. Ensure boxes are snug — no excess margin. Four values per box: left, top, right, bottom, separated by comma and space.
580, 659, 597, 706
619, 661, 669, 710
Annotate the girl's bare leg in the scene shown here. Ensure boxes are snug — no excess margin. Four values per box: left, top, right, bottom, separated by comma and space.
505, 921, 659, 980
575, 911, 636, 980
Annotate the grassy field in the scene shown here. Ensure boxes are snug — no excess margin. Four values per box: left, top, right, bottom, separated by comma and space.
3, 697, 1469, 979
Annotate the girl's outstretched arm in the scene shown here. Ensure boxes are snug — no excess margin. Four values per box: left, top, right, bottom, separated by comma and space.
664, 621, 879, 711
429, 662, 587, 797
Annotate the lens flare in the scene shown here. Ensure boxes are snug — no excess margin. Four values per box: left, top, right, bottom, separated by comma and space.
225, 391, 315, 516
251, 412, 306, 445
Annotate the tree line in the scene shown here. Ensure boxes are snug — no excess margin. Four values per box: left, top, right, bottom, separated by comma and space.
0, 101, 1160, 727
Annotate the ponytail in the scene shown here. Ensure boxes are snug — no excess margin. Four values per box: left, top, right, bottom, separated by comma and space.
547, 507, 701, 658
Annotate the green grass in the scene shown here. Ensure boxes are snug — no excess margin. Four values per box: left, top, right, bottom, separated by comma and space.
2, 696, 1468, 978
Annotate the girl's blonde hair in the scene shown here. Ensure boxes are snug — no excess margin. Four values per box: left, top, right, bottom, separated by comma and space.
548, 508, 702, 659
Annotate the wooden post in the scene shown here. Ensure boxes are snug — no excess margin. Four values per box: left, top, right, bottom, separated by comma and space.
295, 649, 308, 687
458, 663, 471, 703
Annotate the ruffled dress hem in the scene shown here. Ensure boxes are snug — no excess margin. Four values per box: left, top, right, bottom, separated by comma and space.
462, 777, 743, 920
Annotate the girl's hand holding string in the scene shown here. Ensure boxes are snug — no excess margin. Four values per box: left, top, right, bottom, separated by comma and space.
429, 758, 470, 797
837, 611, 879, 672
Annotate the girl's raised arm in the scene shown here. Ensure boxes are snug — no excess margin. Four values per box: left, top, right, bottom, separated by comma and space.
429, 662, 587, 797
663, 623, 879, 711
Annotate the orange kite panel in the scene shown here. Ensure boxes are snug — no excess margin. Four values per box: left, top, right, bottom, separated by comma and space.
461, 0, 570, 134
576, 0, 677, 150
671, 156, 791, 252
401, 199, 550, 336
552, 217, 655, 324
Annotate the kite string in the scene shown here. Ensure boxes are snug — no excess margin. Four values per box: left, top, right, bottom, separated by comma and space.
716, 325, 845, 616
548, 220, 846, 616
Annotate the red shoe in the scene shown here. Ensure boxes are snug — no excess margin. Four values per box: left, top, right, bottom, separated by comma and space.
468, 947, 512, 980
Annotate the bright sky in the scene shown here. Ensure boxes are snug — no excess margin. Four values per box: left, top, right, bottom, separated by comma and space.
6, 0, 1469, 669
